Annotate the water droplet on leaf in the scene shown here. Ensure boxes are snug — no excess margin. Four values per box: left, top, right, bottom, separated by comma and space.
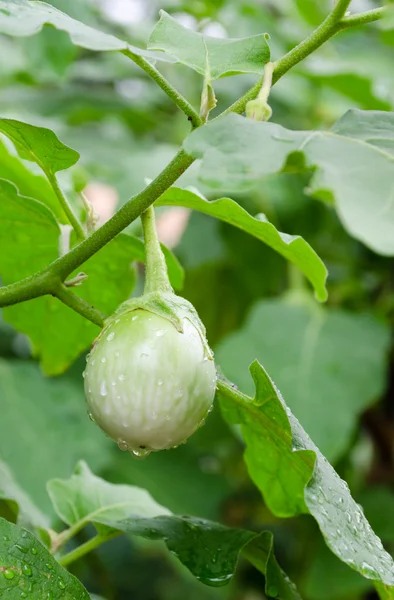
3, 569, 15, 579
22, 564, 32, 577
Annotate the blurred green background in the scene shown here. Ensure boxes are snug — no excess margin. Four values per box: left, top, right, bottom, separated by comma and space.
1, 1, 394, 599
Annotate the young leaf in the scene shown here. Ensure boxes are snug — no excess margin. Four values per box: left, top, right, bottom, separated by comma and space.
0, 461, 49, 530
217, 363, 394, 587
0, 517, 89, 599
216, 298, 390, 461
157, 186, 328, 301
183, 110, 394, 256
48, 462, 301, 598
0, 118, 80, 177
0, 0, 174, 60
148, 11, 270, 80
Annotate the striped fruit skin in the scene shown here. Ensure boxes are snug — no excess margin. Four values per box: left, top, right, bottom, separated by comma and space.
84, 309, 216, 453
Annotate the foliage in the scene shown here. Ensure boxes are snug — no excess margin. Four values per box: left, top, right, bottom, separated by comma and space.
0, 1, 393, 599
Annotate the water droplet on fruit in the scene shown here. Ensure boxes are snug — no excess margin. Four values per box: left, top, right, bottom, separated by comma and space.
130, 447, 151, 459
111, 381, 117, 387
115, 351, 120, 358
140, 352, 149, 358
22, 564, 32, 577
157, 379, 163, 386
106, 332, 115, 341
88, 412, 95, 423
118, 374, 126, 381
91, 359, 95, 366
132, 315, 138, 321
208, 405, 214, 413
85, 353, 90, 362
175, 390, 184, 399
101, 357, 107, 363
152, 412, 157, 420
156, 330, 165, 337
31, 547, 37, 555
100, 381, 107, 396
118, 439, 129, 451
165, 415, 171, 421
57, 578, 66, 590
199, 418, 206, 427
82, 370, 86, 379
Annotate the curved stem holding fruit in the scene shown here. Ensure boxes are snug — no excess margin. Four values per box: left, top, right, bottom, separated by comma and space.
140, 206, 173, 295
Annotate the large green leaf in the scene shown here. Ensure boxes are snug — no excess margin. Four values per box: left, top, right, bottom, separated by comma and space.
48, 462, 301, 598
0, 180, 182, 373
183, 110, 394, 255
0, 0, 174, 60
217, 362, 394, 587
0, 517, 89, 599
157, 186, 328, 301
0, 460, 49, 530
0, 118, 79, 177
0, 360, 112, 514
148, 10, 270, 80
216, 297, 390, 461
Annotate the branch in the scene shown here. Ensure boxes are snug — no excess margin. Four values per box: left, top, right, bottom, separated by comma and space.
221, 0, 379, 117
53, 284, 106, 327
0, 150, 193, 308
122, 49, 203, 129
46, 172, 86, 242
338, 7, 387, 30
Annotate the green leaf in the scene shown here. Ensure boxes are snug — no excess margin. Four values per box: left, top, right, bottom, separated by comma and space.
0, 517, 89, 599
217, 362, 394, 587
215, 298, 390, 461
0, 118, 80, 177
0, 0, 174, 60
183, 110, 394, 256
0, 360, 113, 514
47, 460, 171, 531
148, 10, 270, 81
0, 460, 49, 530
48, 462, 301, 597
0, 138, 64, 221
157, 186, 328, 301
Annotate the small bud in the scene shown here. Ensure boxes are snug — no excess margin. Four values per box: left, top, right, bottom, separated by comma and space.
245, 98, 272, 122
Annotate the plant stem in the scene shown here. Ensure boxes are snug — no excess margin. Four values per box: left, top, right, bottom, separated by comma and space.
122, 49, 203, 129
58, 532, 121, 568
53, 284, 106, 327
0, 150, 193, 309
338, 7, 387, 30
46, 173, 86, 241
221, 0, 372, 118
257, 61, 274, 104
140, 206, 173, 294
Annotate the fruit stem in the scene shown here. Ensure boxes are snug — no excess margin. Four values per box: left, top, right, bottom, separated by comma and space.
141, 205, 173, 294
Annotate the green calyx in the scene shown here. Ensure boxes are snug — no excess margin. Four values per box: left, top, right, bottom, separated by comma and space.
245, 98, 272, 122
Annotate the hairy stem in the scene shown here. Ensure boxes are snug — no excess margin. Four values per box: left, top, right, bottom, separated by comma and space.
338, 7, 387, 29
141, 206, 173, 294
58, 532, 121, 568
54, 284, 106, 327
0, 150, 192, 308
46, 173, 86, 241
122, 49, 203, 128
